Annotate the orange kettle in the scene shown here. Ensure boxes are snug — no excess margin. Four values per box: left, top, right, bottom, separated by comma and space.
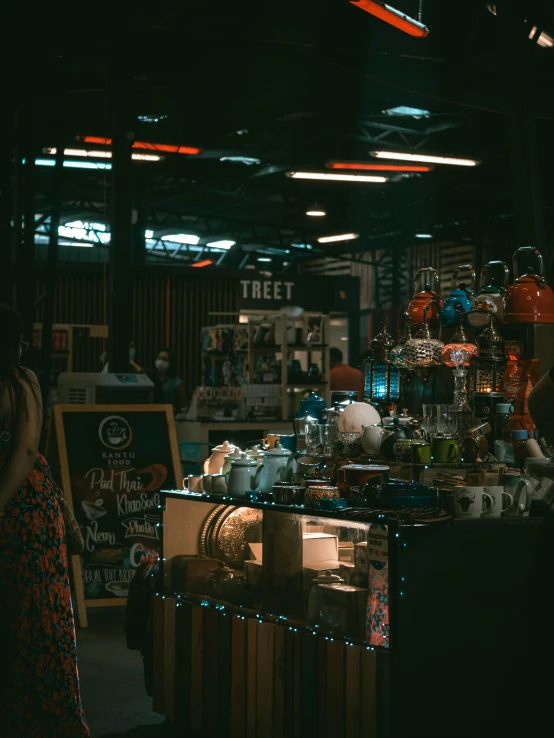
406, 267, 442, 328
503, 246, 554, 324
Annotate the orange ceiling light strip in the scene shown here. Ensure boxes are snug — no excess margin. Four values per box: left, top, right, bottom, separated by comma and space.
192, 259, 215, 268
349, 0, 429, 38
326, 161, 432, 172
80, 136, 203, 155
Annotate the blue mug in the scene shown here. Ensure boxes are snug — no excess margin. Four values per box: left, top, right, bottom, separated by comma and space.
276, 434, 297, 452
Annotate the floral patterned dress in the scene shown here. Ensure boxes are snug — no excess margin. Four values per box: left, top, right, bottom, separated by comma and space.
0, 415, 90, 737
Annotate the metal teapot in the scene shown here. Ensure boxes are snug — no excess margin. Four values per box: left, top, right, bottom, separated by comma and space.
469, 260, 510, 327
503, 246, 554, 324
406, 267, 442, 329
379, 417, 416, 461
440, 264, 475, 327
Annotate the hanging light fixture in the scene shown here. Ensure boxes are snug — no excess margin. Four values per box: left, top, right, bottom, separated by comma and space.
349, 0, 430, 38
363, 315, 400, 409
441, 322, 479, 367
470, 313, 506, 395
390, 313, 413, 370
401, 304, 444, 378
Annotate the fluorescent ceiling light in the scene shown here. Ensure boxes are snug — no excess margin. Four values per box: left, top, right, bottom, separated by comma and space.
287, 171, 387, 183
318, 233, 359, 243
161, 233, 200, 245
220, 156, 261, 165
44, 147, 162, 162
35, 158, 112, 170
306, 209, 326, 217
206, 240, 236, 250
384, 106, 430, 118
137, 114, 168, 123
370, 151, 479, 167
415, 233, 433, 238
537, 31, 553, 47
326, 160, 431, 172
192, 259, 214, 268
257, 257, 272, 262
80, 136, 203, 155
145, 229, 154, 239
349, 0, 429, 38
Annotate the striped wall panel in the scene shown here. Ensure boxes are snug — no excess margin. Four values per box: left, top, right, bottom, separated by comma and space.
34, 271, 239, 398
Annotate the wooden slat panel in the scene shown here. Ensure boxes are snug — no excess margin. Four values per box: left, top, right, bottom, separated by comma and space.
231, 616, 247, 738
256, 622, 275, 738
327, 640, 346, 738
174, 601, 193, 730
246, 618, 258, 738
318, 638, 328, 738
283, 628, 296, 738
361, 648, 377, 738
273, 624, 286, 738
300, 632, 319, 737
202, 608, 219, 737
163, 596, 176, 721
190, 604, 204, 734
218, 612, 233, 738
293, 632, 302, 738
345, 646, 362, 738
152, 594, 165, 715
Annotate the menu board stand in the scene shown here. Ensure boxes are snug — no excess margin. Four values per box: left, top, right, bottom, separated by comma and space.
47, 404, 182, 628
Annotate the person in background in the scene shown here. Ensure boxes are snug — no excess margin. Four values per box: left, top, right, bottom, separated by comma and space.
0, 304, 90, 737
100, 340, 144, 374
329, 346, 365, 401
528, 367, 554, 445
148, 348, 187, 414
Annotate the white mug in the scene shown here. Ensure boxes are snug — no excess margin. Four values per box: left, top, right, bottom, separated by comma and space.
483, 486, 513, 518
452, 486, 493, 519
183, 475, 203, 493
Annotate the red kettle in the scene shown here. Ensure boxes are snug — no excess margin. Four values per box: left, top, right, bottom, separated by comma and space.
503, 246, 554, 324
406, 267, 442, 328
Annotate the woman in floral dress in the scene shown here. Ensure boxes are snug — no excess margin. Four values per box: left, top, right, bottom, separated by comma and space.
0, 304, 90, 737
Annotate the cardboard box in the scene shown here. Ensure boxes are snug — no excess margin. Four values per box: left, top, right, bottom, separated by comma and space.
338, 542, 355, 563
244, 560, 263, 586
318, 583, 369, 638
248, 533, 339, 567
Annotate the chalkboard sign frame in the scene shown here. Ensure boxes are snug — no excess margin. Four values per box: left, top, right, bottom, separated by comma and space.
47, 404, 182, 628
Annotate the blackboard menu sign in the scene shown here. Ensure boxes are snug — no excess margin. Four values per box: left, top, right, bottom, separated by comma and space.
48, 404, 181, 626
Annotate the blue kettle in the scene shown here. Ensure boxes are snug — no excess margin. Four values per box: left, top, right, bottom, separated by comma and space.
296, 391, 327, 422
440, 264, 476, 327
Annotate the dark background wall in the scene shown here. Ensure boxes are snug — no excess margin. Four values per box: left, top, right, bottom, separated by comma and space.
34, 268, 239, 399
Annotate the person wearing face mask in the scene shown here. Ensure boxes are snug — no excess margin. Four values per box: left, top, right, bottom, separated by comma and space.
100, 341, 144, 374
148, 348, 186, 414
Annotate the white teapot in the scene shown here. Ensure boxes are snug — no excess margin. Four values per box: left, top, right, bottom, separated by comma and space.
361, 424, 392, 457
225, 453, 258, 497
203, 441, 239, 475
251, 446, 294, 493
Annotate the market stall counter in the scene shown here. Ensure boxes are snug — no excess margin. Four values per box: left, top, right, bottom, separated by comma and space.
153, 490, 554, 738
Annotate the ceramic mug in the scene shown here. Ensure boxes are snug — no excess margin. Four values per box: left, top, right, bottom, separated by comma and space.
483, 486, 514, 518
204, 474, 227, 494
502, 475, 534, 517
452, 486, 493, 519
183, 475, 203, 492
263, 434, 282, 449
432, 436, 460, 463
393, 440, 431, 464
276, 434, 297, 452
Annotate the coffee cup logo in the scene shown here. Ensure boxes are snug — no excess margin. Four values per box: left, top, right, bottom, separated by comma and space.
99, 416, 132, 450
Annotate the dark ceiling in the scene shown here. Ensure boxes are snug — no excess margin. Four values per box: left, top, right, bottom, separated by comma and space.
7, 0, 554, 270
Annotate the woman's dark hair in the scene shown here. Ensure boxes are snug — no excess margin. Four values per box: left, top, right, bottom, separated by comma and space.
0, 303, 38, 416
156, 348, 178, 378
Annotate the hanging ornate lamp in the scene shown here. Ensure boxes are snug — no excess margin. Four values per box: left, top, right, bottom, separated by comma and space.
441, 321, 479, 367
401, 303, 444, 378
390, 313, 413, 369
470, 313, 506, 394
363, 315, 400, 408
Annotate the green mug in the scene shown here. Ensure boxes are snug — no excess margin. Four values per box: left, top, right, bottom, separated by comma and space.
393, 440, 431, 464
432, 436, 460, 463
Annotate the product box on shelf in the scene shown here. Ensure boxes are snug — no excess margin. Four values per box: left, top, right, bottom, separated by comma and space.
317, 583, 368, 638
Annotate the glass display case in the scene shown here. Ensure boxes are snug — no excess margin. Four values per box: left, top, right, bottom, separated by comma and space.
154, 490, 554, 738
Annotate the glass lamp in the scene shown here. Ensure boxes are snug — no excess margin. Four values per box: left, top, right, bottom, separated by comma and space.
363, 316, 400, 408
401, 304, 444, 375
470, 313, 506, 394
390, 313, 413, 370
441, 322, 479, 367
